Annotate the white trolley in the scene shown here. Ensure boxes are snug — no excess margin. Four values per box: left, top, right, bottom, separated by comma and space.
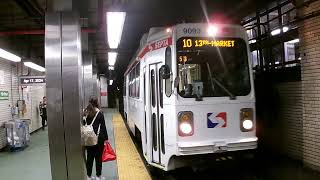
123, 23, 257, 171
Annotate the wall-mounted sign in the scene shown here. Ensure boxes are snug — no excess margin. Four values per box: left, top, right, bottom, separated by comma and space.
20, 76, 46, 86
0, 91, 9, 100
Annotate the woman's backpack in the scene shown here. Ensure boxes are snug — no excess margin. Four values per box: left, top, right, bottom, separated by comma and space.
81, 110, 100, 146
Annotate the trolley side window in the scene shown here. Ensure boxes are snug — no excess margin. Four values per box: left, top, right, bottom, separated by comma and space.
165, 47, 172, 97
132, 67, 136, 97
123, 78, 126, 96
129, 71, 132, 96
159, 69, 163, 108
136, 63, 140, 98
151, 69, 156, 107
152, 113, 157, 150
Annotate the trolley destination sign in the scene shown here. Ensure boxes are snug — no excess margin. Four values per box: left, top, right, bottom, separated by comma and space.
20, 76, 46, 86
180, 38, 236, 48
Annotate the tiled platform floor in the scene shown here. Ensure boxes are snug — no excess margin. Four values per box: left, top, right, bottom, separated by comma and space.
0, 109, 119, 180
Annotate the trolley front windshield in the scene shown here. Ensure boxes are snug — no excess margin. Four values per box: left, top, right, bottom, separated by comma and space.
176, 37, 251, 98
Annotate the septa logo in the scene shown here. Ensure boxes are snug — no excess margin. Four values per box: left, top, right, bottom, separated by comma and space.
207, 112, 227, 128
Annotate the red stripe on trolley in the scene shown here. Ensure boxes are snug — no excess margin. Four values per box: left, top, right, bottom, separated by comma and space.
124, 37, 172, 75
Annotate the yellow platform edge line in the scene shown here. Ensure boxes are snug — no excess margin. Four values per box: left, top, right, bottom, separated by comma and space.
112, 113, 151, 180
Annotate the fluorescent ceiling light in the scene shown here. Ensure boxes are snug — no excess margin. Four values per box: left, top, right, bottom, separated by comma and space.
287, 38, 299, 44
24, 62, 45, 72
249, 39, 257, 44
109, 80, 113, 85
107, 12, 126, 49
109, 66, 114, 70
108, 52, 118, 66
271, 29, 281, 36
271, 27, 289, 36
0, 48, 21, 62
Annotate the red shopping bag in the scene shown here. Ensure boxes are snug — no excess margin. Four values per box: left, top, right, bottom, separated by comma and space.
102, 141, 116, 162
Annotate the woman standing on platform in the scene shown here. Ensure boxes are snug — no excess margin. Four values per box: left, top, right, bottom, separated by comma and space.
85, 97, 108, 180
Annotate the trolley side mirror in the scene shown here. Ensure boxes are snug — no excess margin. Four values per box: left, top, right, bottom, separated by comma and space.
160, 65, 171, 79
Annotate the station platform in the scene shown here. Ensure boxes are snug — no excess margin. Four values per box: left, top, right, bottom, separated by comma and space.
0, 109, 150, 180
112, 112, 151, 180
2, 109, 319, 180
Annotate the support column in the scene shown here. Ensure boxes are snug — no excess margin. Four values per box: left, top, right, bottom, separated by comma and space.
45, 12, 85, 180
92, 58, 100, 103
83, 53, 93, 106
45, 12, 68, 180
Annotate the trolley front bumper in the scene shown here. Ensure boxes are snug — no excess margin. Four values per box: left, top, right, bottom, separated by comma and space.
177, 137, 257, 156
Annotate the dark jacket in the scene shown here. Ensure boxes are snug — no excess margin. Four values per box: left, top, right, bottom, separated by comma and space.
85, 110, 108, 144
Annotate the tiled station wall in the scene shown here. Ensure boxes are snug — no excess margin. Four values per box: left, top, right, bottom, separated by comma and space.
0, 59, 45, 149
299, 0, 320, 171
276, 82, 303, 160
256, 78, 303, 161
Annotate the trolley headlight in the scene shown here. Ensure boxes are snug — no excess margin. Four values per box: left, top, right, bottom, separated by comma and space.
180, 122, 192, 134
242, 119, 253, 130
178, 111, 194, 136
240, 108, 254, 132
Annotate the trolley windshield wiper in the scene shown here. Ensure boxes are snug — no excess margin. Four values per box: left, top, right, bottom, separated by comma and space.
206, 62, 236, 100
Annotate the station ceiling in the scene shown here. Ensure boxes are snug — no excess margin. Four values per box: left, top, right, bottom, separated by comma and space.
0, 0, 272, 86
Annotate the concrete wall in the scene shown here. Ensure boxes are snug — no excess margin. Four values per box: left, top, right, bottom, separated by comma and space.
299, 0, 320, 171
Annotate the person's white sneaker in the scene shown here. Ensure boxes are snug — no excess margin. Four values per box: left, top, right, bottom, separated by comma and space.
87, 176, 94, 180
95, 176, 105, 180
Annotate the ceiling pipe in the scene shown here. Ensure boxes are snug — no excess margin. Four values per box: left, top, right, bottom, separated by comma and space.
0, 28, 98, 36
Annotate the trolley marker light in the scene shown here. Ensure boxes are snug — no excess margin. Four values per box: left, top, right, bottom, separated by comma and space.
109, 80, 113, 85
240, 108, 254, 132
178, 111, 194, 136
0, 48, 21, 62
108, 52, 118, 66
24, 62, 45, 72
107, 12, 126, 49
207, 25, 218, 36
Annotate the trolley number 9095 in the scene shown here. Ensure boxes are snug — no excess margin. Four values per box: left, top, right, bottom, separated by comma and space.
183, 28, 201, 34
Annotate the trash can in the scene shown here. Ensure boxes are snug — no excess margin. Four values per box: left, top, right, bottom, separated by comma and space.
5, 119, 30, 151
